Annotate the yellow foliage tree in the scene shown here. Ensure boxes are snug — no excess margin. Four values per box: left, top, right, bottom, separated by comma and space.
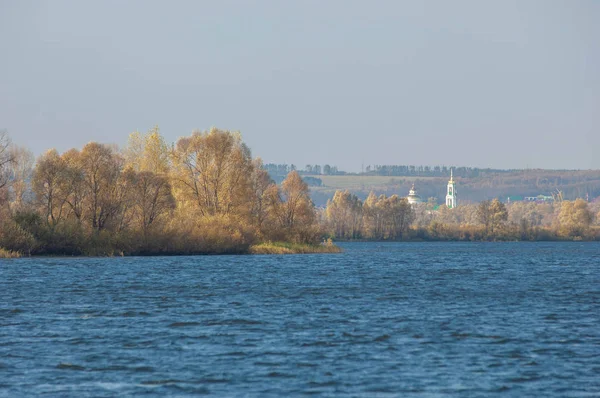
122, 168, 175, 245
171, 128, 253, 218
78, 142, 126, 232
270, 171, 319, 243
125, 126, 171, 174
32, 149, 70, 228
326, 190, 363, 239
557, 199, 594, 238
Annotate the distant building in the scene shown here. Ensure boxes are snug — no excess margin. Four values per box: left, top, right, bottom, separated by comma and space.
506, 196, 524, 203
524, 195, 553, 203
406, 184, 422, 205
446, 169, 457, 209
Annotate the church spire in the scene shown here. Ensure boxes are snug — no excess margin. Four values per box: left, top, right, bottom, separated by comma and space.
446, 168, 457, 209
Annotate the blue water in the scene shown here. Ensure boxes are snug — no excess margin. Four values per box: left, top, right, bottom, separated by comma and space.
1, 242, 599, 397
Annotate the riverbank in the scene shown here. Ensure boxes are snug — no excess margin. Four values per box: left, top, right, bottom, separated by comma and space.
0, 242, 342, 258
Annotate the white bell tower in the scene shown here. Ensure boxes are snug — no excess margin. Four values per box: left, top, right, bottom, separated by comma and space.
446, 169, 457, 209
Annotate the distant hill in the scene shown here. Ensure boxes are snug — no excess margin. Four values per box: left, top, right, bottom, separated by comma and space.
263, 164, 600, 206
304, 170, 600, 207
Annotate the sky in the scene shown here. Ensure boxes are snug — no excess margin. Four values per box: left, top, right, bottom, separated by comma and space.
1, 0, 599, 171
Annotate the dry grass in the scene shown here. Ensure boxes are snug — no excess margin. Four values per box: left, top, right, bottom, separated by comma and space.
0, 248, 22, 258
249, 241, 342, 254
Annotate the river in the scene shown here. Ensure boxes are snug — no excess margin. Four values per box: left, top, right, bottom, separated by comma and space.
1, 242, 599, 396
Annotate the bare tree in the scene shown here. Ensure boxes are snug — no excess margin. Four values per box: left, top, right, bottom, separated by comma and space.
32, 149, 71, 228
8, 145, 35, 208
0, 131, 15, 190
78, 142, 125, 231
123, 169, 175, 242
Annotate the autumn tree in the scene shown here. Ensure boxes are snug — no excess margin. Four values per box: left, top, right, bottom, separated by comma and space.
507, 201, 547, 239
171, 128, 253, 218
477, 199, 507, 236
412, 197, 436, 228
278, 171, 314, 227
362, 192, 385, 240
557, 199, 594, 238
490, 199, 508, 234
78, 142, 126, 232
122, 169, 175, 244
271, 171, 319, 243
362, 193, 414, 240
32, 149, 71, 228
58, 149, 86, 222
249, 159, 277, 234
0, 131, 14, 193
7, 145, 35, 209
385, 195, 414, 239
5, 126, 337, 254
120, 127, 176, 244
124, 126, 171, 174
326, 190, 363, 239
508, 202, 543, 227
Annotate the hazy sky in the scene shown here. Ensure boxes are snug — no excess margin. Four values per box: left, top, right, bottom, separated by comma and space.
1, 1, 598, 171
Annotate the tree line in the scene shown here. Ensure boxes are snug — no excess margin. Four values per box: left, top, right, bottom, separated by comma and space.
324, 190, 600, 241
264, 163, 523, 178
263, 163, 344, 177
0, 128, 322, 256
363, 165, 513, 178
326, 191, 415, 240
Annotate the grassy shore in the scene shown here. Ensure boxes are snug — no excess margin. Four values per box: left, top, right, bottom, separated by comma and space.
0, 248, 22, 258
0, 244, 341, 257
249, 241, 342, 254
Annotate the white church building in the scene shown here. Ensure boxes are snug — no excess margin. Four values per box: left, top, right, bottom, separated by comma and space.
405, 169, 458, 208
406, 184, 423, 205
445, 169, 458, 209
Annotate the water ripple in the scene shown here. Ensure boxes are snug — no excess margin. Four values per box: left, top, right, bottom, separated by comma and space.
1, 242, 599, 396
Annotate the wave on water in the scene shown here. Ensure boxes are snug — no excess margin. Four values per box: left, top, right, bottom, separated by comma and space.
1, 242, 599, 397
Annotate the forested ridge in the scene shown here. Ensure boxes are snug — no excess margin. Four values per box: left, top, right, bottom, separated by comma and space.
265, 164, 600, 205
0, 128, 328, 256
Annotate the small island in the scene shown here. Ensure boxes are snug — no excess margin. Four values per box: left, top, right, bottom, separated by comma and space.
0, 129, 340, 257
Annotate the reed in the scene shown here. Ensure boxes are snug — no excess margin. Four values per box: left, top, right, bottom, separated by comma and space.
0, 248, 22, 258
